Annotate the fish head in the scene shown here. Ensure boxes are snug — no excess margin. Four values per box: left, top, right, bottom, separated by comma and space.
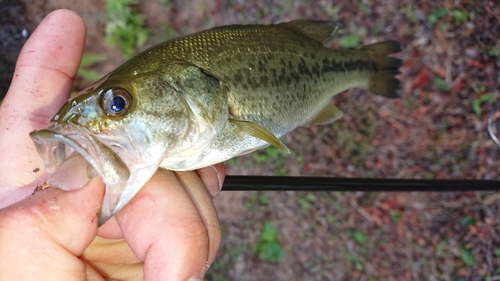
29, 70, 199, 225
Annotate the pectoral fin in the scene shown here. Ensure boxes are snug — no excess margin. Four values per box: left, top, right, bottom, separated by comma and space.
304, 103, 343, 126
165, 63, 227, 124
230, 119, 290, 153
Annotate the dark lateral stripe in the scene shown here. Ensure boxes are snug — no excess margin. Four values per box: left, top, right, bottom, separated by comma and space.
321, 58, 376, 73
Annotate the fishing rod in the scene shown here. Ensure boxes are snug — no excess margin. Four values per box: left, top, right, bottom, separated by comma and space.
222, 102, 500, 192
222, 176, 499, 192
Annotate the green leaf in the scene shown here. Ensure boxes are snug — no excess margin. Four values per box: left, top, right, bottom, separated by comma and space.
461, 216, 476, 228
104, 0, 149, 58
459, 243, 476, 266
353, 231, 367, 245
261, 221, 278, 242
258, 241, 284, 262
435, 77, 450, 91
428, 8, 448, 23
80, 53, 106, 66
472, 93, 493, 116
257, 221, 283, 262
494, 247, 500, 256
305, 193, 317, 202
78, 54, 106, 81
339, 35, 362, 48
327, 214, 336, 223
391, 211, 402, 223
451, 10, 468, 23
487, 46, 500, 57
326, 6, 340, 17
259, 195, 270, 204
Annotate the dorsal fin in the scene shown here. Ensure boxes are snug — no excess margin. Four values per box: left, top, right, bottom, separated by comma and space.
280, 20, 341, 44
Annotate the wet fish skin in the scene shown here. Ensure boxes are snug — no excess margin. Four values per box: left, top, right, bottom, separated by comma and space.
30, 20, 402, 224
142, 20, 402, 169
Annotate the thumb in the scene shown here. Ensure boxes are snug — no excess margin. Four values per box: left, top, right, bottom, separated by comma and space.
0, 177, 105, 279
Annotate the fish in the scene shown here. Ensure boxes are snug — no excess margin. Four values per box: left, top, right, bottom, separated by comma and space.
29, 20, 402, 225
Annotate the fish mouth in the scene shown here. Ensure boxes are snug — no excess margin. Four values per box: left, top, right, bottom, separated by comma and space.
30, 124, 160, 225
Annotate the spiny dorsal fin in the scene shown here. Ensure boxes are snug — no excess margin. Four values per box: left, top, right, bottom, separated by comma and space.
280, 20, 341, 44
303, 103, 343, 126
230, 119, 290, 153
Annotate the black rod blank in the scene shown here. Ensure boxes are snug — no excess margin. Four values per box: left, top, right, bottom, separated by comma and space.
222, 176, 500, 192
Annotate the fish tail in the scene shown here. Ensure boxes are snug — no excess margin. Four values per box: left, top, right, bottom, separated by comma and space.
361, 41, 402, 98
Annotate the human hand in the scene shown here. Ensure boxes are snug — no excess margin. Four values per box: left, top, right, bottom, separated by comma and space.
0, 9, 223, 280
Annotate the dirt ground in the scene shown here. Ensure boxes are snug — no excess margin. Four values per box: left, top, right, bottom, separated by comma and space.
2, 0, 500, 280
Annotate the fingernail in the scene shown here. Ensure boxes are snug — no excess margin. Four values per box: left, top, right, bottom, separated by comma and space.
187, 276, 203, 281
199, 165, 222, 198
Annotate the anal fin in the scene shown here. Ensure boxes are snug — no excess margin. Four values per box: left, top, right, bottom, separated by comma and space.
230, 119, 290, 153
304, 103, 343, 126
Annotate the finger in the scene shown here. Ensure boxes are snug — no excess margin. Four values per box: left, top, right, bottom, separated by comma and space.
116, 169, 218, 280
0, 177, 105, 280
81, 236, 143, 281
0, 9, 86, 191
197, 163, 226, 198
176, 171, 221, 266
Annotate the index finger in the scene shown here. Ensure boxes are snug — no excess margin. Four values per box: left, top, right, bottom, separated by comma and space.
0, 9, 86, 205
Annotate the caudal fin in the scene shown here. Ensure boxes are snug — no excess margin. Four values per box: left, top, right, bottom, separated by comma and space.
360, 41, 402, 98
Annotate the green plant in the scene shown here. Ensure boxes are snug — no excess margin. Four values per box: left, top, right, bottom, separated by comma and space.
253, 145, 287, 163
255, 221, 284, 263
458, 243, 476, 266
359, 2, 372, 16
105, 0, 148, 59
298, 192, 317, 211
472, 93, 494, 116
77, 53, 106, 81
327, 214, 336, 223
451, 9, 468, 24
402, 4, 418, 23
339, 35, 362, 48
487, 46, 500, 57
326, 6, 340, 17
461, 216, 476, 228
391, 211, 402, 223
252, 145, 288, 175
494, 247, 500, 256
428, 8, 448, 24
158, 0, 170, 6
353, 231, 368, 245
348, 253, 364, 270
245, 192, 271, 210
435, 77, 450, 91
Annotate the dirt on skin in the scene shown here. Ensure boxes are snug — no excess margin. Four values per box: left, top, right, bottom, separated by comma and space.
7, 0, 500, 280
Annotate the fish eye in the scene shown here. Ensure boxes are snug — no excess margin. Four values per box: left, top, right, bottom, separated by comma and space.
101, 88, 132, 117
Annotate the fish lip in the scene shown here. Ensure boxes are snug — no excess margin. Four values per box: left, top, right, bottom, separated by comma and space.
30, 124, 132, 225
30, 124, 131, 184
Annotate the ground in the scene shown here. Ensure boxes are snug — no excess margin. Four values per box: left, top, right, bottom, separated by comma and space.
1, 0, 499, 280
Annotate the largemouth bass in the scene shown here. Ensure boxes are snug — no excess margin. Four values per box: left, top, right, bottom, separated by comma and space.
30, 20, 402, 225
